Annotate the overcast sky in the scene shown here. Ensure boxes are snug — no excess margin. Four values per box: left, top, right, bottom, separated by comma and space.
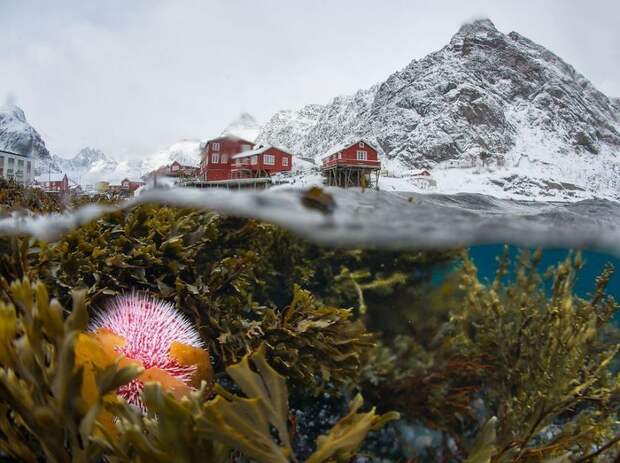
1, 0, 619, 160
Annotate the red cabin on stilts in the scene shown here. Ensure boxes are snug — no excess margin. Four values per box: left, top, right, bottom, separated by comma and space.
320, 140, 381, 188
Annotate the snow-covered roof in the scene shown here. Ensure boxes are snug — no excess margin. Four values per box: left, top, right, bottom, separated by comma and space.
232, 145, 271, 160
37, 172, 67, 182
320, 139, 379, 160
232, 145, 293, 160
207, 135, 255, 145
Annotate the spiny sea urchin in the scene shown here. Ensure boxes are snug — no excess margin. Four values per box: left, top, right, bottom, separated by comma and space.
87, 293, 212, 409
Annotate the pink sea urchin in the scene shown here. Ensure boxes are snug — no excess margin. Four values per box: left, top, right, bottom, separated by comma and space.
88, 293, 211, 409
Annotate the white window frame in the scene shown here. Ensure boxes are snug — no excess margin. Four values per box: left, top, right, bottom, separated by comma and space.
264, 154, 275, 165
282, 157, 288, 166
241, 144, 252, 152
221, 154, 229, 164
338, 152, 342, 160
212, 142, 220, 151
251, 155, 258, 165
212, 152, 220, 164
359, 142, 365, 148
356, 150, 367, 161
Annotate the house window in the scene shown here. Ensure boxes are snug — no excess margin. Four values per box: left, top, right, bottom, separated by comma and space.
221, 154, 229, 164
0, 156, 4, 177
356, 150, 367, 161
212, 152, 220, 164
251, 155, 258, 165
338, 152, 342, 160
264, 154, 275, 165
212, 142, 220, 151
241, 144, 252, 152
282, 157, 288, 166
235, 159, 241, 166
359, 142, 365, 148
26, 161, 31, 174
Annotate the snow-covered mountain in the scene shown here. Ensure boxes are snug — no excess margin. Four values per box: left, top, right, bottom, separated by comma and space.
48, 140, 204, 185
257, 18, 620, 200
0, 103, 50, 163
141, 139, 202, 170
221, 113, 261, 142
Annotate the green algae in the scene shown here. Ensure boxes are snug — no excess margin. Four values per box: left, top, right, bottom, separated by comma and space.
0, 195, 618, 461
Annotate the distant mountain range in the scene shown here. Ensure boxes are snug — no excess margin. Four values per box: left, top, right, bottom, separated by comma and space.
48, 141, 203, 185
39, 113, 262, 185
1, 18, 618, 200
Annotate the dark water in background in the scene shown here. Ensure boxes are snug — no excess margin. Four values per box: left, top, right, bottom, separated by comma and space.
470, 243, 620, 336
470, 245, 620, 300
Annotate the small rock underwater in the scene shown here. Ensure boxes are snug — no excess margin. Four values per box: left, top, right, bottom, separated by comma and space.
0, 180, 619, 462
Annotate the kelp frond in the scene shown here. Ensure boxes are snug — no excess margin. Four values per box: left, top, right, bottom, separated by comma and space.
455, 250, 620, 461
0, 277, 142, 462
0, 278, 397, 462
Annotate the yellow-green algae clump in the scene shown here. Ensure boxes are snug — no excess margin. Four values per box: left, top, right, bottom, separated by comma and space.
0, 201, 618, 462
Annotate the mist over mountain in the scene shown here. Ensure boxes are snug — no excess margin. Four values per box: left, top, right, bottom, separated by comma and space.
221, 113, 261, 142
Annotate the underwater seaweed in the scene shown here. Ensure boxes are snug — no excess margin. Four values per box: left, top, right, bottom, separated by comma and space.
452, 250, 620, 461
0, 278, 397, 462
21, 205, 456, 394
0, 278, 143, 462
1, 195, 619, 461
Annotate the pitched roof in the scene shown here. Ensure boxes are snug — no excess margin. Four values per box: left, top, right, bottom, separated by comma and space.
232, 145, 293, 160
320, 139, 379, 160
206, 135, 255, 146
39, 172, 67, 182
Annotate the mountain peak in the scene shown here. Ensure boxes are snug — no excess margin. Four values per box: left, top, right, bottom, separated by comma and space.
0, 99, 28, 124
221, 113, 261, 141
73, 147, 107, 164
457, 17, 498, 35
0, 103, 50, 160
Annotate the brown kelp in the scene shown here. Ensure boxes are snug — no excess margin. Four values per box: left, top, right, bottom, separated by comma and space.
0, 196, 618, 461
0, 277, 398, 462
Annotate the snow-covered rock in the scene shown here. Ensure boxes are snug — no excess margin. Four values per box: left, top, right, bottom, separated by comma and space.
49, 140, 204, 186
0, 103, 50, 162
257, 18, 620, 201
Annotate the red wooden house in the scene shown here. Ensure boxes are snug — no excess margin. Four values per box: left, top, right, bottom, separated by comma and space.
321, 140, 381, 188
39, 173, 70, 193
231, 145, 293, 179
200, 136, 255, 181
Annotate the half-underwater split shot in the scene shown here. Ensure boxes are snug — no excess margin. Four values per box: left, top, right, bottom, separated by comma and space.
0, 1, 619, 462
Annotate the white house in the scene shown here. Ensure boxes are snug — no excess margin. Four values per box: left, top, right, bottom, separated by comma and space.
0, 149, 35, 184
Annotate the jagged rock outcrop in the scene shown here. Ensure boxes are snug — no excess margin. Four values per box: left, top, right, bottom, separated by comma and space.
257, 19, 620, 170
0, 104, 50, 161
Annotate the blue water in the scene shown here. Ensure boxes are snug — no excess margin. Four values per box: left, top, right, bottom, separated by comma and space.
469, 245, 620, 300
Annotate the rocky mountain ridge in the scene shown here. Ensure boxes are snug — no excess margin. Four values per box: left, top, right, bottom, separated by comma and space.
0, 103, 50, 162
257, 19, 620, 164
256, 18, 619, 200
